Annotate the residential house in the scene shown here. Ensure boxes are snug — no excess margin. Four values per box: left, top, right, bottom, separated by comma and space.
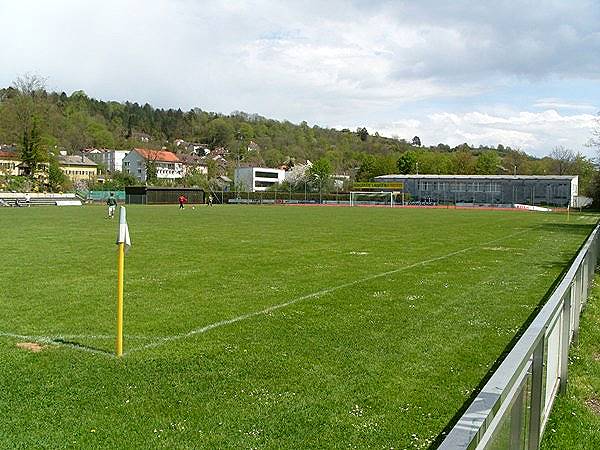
131, 131, 151, 142
58, 154, 98, 183
0, 150, 20, 176
178, 154, 208, 176
174, 139, 210, 156
247, 141, 260, 152
84, 148, 130, 173
0, 148, 49, 181
122, 148, 183, 182
204, 152, 228, 175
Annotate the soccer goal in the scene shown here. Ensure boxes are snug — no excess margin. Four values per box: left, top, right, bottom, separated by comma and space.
350, 191, 401, 207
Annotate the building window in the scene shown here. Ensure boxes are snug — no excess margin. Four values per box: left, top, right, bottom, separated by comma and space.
255, 180, 276, 188
255, 171, 280, 179
419, 181, 432, 191
451, 183, 466, 192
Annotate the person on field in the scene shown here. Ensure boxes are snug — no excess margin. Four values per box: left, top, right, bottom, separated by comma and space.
24, 193, 31, 207
107, 192, 117, 218
207, 194, 213, 207
178, 194, 187, 209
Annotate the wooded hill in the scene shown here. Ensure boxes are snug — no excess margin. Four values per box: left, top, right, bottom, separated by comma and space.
0, 81, 596, 196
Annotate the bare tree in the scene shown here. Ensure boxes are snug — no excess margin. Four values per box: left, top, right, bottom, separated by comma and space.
9, 74, 47, 135
549, 146, 575, 175
590, 113, 600, 152
12, 73, 47, 97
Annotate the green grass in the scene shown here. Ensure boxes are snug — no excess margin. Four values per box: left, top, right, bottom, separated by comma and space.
541, 274, 600, 450
0, 205, 597, 449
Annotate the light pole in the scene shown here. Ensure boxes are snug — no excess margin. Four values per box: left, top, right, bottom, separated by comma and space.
314, 174, 322, 204
304, 179, 307, 202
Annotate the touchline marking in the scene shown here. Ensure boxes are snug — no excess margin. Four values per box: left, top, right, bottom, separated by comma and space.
0, 332, 113, 356
0, 332, 157, 340
0, 332, 158, 357
126, 227, 536, 355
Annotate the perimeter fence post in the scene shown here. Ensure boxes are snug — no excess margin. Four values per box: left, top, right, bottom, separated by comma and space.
582, 259, 589, 302
510, 386, 525, 449
528, 335, 545, 450
559, 288, 572, 394
572, 269, 582, 345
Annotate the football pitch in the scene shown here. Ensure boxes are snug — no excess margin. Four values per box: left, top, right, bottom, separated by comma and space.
1, 205, 597, 448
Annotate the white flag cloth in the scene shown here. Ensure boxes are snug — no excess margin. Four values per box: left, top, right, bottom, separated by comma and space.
116, 206, 132, 252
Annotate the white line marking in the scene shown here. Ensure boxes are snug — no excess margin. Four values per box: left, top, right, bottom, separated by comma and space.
0, 332, 160, 357
0, 332, 113, 356
126, 227, 536, 355
0, 332, 157, 341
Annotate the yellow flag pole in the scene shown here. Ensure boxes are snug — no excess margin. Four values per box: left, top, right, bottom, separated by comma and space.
116, 241, 125, 357
115, 206, 131, 357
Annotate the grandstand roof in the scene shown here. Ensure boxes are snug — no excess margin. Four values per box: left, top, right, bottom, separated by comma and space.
375, 174, 577, 180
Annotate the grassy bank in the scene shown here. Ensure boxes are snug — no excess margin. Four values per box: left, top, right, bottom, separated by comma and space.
542, 274, 600, 449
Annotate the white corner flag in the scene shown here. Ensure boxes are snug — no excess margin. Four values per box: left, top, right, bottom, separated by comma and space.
116, 206, 132, 252
115, 206, 131, 356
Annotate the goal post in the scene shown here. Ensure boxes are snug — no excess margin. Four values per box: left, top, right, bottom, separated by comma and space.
350, 191, 402, 207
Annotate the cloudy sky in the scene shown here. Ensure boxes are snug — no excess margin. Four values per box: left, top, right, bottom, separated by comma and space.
2, 0, 599, 157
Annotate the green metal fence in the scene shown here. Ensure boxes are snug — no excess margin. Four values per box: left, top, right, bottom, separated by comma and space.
87, 190, 126, 201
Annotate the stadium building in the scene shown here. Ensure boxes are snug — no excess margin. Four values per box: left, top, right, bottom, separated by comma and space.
373, 174, 579, 207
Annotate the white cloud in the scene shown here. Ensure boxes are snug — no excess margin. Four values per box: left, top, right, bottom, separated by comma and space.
1, 0, 599, 156
373, 110, 598, 158
533, 99, 597, 112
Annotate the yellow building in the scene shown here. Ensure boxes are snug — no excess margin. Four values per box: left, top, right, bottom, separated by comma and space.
0, 150, 20, 176
58, 155, 98, 182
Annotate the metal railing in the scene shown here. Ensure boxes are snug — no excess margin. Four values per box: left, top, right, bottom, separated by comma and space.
439, 221, 599, 449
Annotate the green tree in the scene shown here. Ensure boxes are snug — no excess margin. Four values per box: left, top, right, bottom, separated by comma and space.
47, 159, 69, 192
356, 127, 369, 142
452, 151, 476, 174
475, 151, 501, 174
206, 118, 234, 148
182, 170, 208, 188
373, 155, 397, 177
111, 170, 139, 189
356, 154, 376, 181
570, 153, 596, 196
397, 151, 417, 174
309, 158, 332, 202
145, 158, 158, 184
20, 116, 46, 177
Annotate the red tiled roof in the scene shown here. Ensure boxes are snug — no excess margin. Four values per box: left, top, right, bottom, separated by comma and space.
134, 148, 180, 163
0, 151, 19, 159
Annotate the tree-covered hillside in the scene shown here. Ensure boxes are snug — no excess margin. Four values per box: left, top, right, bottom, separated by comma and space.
0, 76, 597, 196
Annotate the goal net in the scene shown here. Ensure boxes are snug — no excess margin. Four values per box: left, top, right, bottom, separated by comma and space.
350, 191, 399, 207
